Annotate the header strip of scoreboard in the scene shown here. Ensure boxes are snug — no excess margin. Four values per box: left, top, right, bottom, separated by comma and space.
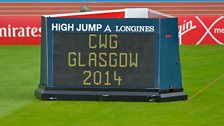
48, 18, 159, 33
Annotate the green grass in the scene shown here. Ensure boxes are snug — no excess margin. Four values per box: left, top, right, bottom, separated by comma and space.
0, 45, 224, 126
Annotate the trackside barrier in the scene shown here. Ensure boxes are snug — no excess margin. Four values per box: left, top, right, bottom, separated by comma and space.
0, 15, 223, 45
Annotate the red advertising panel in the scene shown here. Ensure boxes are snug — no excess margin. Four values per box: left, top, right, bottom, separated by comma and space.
178, 16, 224, 45
0, 16, 41, 45
0, 16, 223, 45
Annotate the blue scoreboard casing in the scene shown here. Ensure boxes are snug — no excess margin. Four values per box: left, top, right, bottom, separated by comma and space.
35, 10, 187, 102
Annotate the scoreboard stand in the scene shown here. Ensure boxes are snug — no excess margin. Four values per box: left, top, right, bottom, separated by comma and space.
36, 85, 186, 102
35, 8, 187, 102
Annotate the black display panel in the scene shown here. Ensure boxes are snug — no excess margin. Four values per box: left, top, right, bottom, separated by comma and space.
53, 33, 155, 88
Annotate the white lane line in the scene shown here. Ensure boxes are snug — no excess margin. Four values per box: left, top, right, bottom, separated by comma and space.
0, 5, 224, 8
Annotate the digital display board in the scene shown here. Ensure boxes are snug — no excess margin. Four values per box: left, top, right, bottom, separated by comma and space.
52, 33, 155, 88
36, 15, 187, 102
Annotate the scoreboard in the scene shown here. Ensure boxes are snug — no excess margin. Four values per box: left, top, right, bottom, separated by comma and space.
53, 33, 155, 88
35, 15, 187, 101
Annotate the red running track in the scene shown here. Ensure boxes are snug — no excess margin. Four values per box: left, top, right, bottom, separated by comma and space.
0, 2, 223, 16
